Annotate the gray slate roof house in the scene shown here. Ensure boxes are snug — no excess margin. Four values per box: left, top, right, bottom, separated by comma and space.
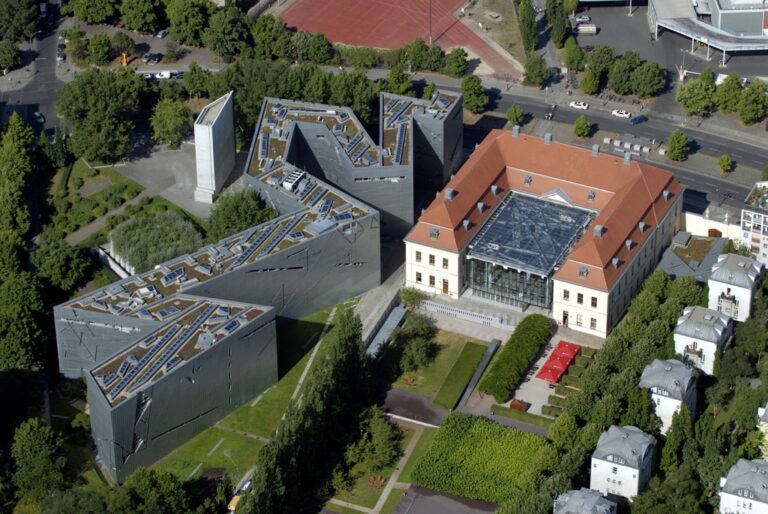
554, 488, 617, 514
710, 253, 762, 289
721, 459, 768, 504
592, 426, 656, 469
675, 306, 732, 343
639, 359, 696, 401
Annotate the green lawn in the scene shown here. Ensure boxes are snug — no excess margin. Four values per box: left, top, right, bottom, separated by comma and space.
153, 426, 263, 483
331, 429, 414, 509
394, 331, 487, 400
380, 488, 407, 514
398, 427, 438, 484
432, 342, 486, 411
491, 405, 554, 428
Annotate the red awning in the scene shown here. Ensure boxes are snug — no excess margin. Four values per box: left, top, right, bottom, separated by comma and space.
535, 341, 581, 383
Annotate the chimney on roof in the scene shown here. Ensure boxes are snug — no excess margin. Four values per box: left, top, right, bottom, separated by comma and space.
592, 144, 599, 157
445, 188, 457, 201
462, 219, 470, 231
544, 133, 552, 145
594, 224, 605, 237
625, 239, 633, 250
421, 208, 425, 215
638, 221, 647, 232
612, 257, 620, 269
624, 152, 631, 164
491, 184, 499, 197
512, 125, 520, 137
662, 189, 670, 201
477, 202, 485, 214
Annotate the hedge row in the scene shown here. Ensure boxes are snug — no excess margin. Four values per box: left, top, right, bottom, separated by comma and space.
411, 413, 557, 503
479, 314, 553, 403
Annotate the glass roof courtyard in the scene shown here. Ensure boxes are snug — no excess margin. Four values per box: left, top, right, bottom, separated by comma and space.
467, 192, 594, 277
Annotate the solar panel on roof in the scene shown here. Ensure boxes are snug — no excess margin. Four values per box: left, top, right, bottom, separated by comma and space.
97, 373, 117, 388
258, 215, 303, 257
161, 268, 185, 287
229, 222, 279, 269
197, 263, 212, 275
117, 360, 130, 377
333, 212, 353, 223
339, 112, 349, 121
157, 305, 180, 320
164, 356, 182, 373
346, 132, 364, 154
332, 123, 344, 133
258, 133, 269, 159
307, 187, 326, 207
437, 97, 450, 109
318, 199, 332, 216
385, 100, 412, 129
288, 231, 305, 242
384, 98, 398, 112
350, 143, 370, 163
222, 319, 240, 335
297, 179, 316, 202
394, 124, 407, 165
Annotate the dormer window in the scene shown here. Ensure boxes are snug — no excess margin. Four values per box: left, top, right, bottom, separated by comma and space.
429, 228, 439, 240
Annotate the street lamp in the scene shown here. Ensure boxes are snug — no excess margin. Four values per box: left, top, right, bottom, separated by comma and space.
678, 48, 688, 82
628, 0, 633, 16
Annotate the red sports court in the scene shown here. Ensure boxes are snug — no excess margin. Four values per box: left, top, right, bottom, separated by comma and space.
536, 341, 581, 383
279, 0, 518, 77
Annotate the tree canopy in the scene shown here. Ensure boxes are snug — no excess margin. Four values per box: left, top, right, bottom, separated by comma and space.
207, 189, 277, 242
461, 75, 488, 113
202, 6, 251, 60
0, 0, 38, 43
151, 98, 193, 149
11, 418, 66, 500
66, 0, 118, 23
120, 0, 162, 34
168, 0, 211, 46
666, 129, 689, 161
31, 230, 88, 292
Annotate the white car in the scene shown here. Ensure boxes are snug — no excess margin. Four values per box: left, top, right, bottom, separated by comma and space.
611, 109, 631, 119
574, 14, 591, 23
569, 101, 589, 110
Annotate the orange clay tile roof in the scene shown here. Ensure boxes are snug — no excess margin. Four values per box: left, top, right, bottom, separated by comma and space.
405, 130, 684, 291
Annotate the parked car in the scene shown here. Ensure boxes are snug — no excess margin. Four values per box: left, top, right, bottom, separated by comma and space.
569, 101, 589, 110
155, 29, 169, 38
32, 112, 45, 124
574, 14, 591, 23
141, 52, 153, 63
629, 115, 648, 125
154, 71, 171, 79
611, 109, 631, 119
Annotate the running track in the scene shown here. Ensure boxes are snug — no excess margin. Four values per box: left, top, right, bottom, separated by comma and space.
280, 0, 520, 77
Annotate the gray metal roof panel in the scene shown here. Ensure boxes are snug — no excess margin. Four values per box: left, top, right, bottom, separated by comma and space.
674, 305, 731, 343
554, 488, 617, 514
722, 459, 768, 504
639, 359, 696, 401
709, 253, 763, 289
592, 426, 655, 469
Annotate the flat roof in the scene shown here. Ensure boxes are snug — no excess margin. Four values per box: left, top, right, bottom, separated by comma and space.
467, 193, 593, 277
195, 91, 232, 126
746, 181, 768, 212
90, 296, 267, 406
717, 0, 768, 11
65, 171, 371, 317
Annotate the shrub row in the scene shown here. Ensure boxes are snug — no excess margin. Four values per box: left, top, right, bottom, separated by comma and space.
574, 355, 592, 367
542, 405, 563, 417
411, 413, 557, 503
479, 314, 553, 403
547, 395, 566, 407
561, 375, 580, 388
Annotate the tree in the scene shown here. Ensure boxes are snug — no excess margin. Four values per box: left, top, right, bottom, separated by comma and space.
151, 98, 192, 149
120, 0, 161, 34
401, 38, 444, 71
0, 0, 38, 43
11, 418, 66, 500
632, 466, 705, 514
718, 153, 732, 175
585, 45, 615, 83
0, 272, 44, 371
109, 468, 189, 512
620, 388, 660, 434
56, 68, 144, 162
518, 0, 538, 51
168, 0, 211, 46
607, 50, 641, 96
307, 33, 332, 64
111, 31, 136, 57
666, 129, 689, 161
631, 61, 666, 98
548, 412, 579, 450
401, 336, 437, 372
564, 36, 584, 71
738, 79, 768, 126
345, 406, 402, 474
642, 269, 669, 299
660, 405, 693, 474
572, 114, 591, 138
31, 231, 88, 292
666, 276, 706, 306
88, 32, 113, 66
42, 489, 106, 514
207, 190, 277, 242
398, 287, 426, 310
0, 40, 20, 71
676, 78, 716, 117
203, 7, 250, 60
549, 0, 569, 49
563, 0, 579, 14
386, 65, 412, 96
715, 73, 743, 113
461, 75, 488, 114
183, 61, 210, 98
67, 0, 118, 23
506, 104, 525, 126
579, 68, 599, 95
444, 47, 468, 77
422, 82, 437, 100
162, 41, 180, 63
523, 53, 551, 88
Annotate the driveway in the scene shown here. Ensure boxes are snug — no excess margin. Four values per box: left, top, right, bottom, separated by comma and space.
393, 487, 497, 514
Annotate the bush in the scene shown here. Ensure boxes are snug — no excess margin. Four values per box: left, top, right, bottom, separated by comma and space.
555, 384, 577, 397
72, 177, 84, 190
567, 365, 585, 378
542, 405, 563, 417
574, 355, 592, 367
548, 395, 566, 407
411, 414, 557, 502
580, 347, 596, 358
561, 375, 580, 387
479, 314, 552, 402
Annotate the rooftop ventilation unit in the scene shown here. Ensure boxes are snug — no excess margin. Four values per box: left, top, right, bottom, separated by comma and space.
491, 184, 499, 196
512, 125, 520, 137
624, 152, 631, 164
429, 227, 440, 240
578, 266, 588, 278
638, 221, 647, 232
544, 133, 552, 145
612, 257, 619, 269
662, 189, 670, 201
477, 202, 485, 214
587, 190, 596, 202
524, 175, 532, 186
445, 188, 457, 201
594, 225, 605, 237
625, 239, 633, 250
591, 144, 599, 157
462, 219, 470, 231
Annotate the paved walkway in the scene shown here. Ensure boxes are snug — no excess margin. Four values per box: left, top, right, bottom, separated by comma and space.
213, 423, 271, 444
64, 188, 155, 245
384, 388, 448, 426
